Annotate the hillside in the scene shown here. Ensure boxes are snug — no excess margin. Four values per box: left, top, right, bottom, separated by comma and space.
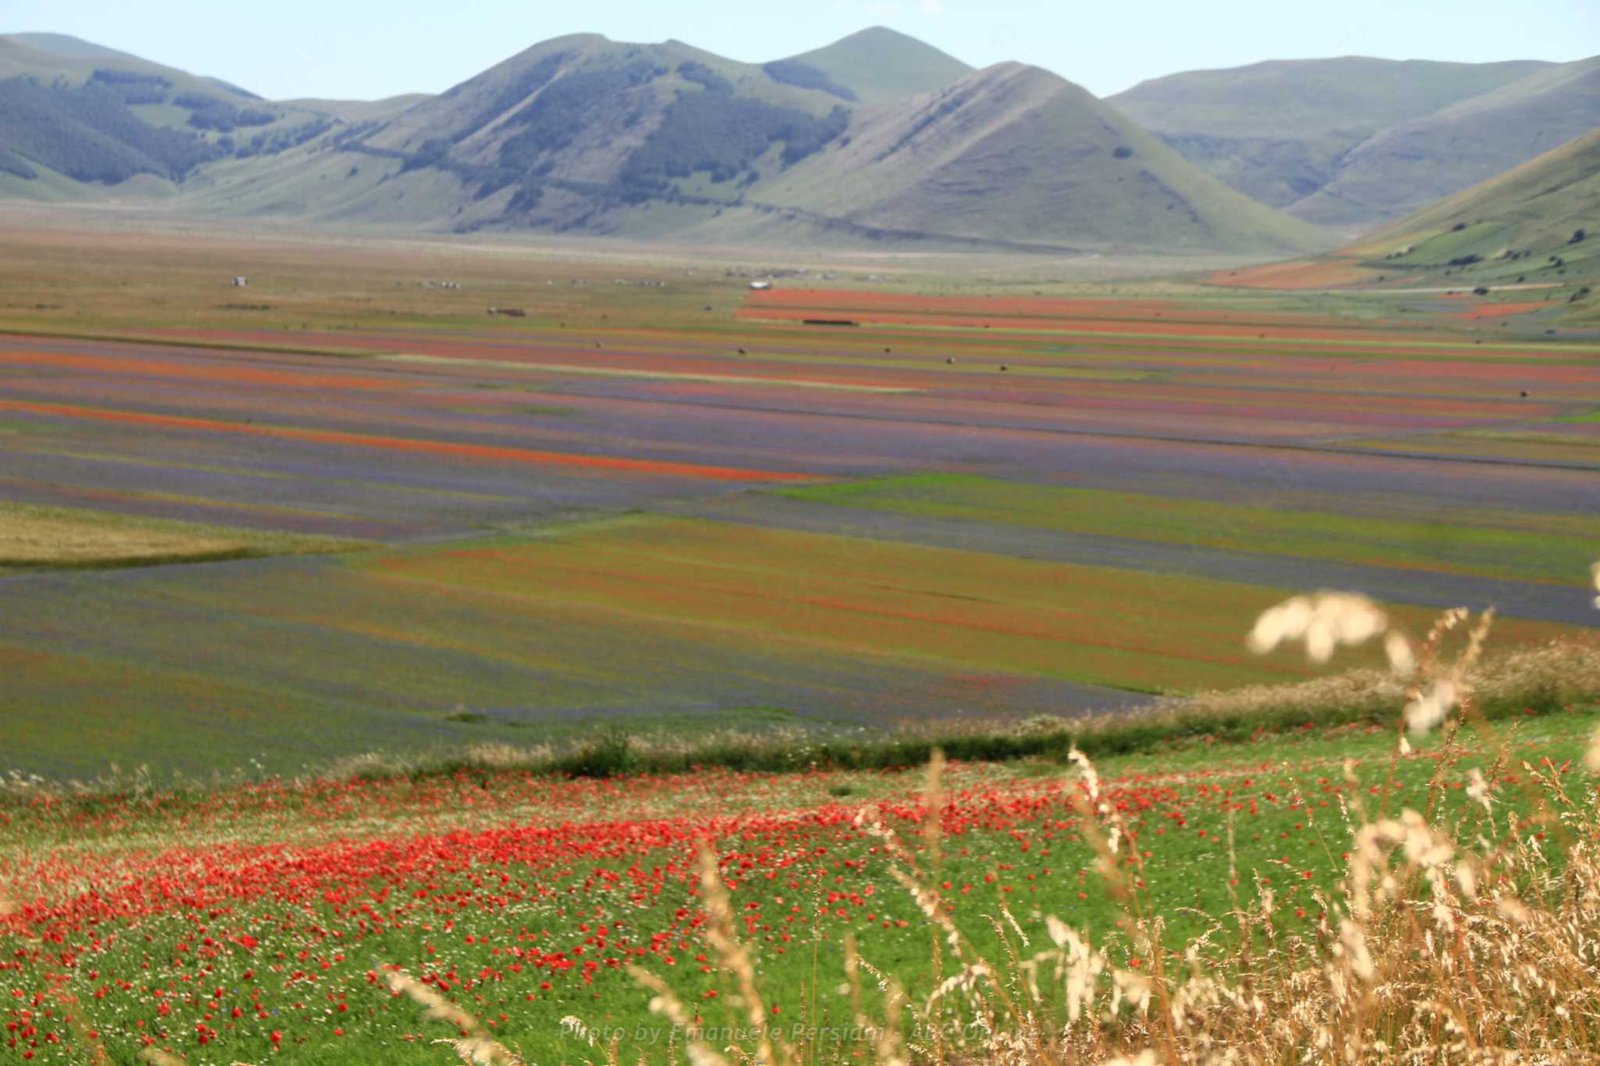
184, 33, 1329, 253
1110, 56, 1585, 229
266, 33, 858, 233
760, 63, 1333, 253
1, 27, 1329, 253
1344, 127, 1600, 300
1292, 56, 1600, 227
776, 25, 972, 104
0, 33, 334, 196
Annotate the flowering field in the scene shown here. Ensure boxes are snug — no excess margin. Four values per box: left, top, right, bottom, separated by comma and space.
4, 511, 1592, 780
0, 236, 1596, 1063
0, 227, 1597, 782
778, 473, 1600, 587
4, 707, 1594, 1065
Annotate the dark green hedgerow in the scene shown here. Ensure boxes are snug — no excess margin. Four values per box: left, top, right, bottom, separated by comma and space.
529, 644, 1599, 779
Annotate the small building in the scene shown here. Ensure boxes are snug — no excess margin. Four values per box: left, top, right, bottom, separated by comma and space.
231, 277, 248, 287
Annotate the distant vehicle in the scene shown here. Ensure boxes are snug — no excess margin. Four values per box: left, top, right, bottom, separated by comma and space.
749, 280, 773, 291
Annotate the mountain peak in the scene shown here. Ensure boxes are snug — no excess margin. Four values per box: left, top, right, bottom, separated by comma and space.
833, 26, 927, 47
782, 25, 972, 104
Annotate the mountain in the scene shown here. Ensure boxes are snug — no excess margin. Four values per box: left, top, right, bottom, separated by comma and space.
776, 26, 972, 105
759, 63, 1332, 253
0, 33, 332, 196
1345, 127, 1600, 285
1291, 57, 1600, 226
276, 33, 865, 231
1110, 56, 1591, 229
0, 28, 1329, 254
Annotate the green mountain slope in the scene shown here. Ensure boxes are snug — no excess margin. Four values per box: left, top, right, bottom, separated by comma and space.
1110, 57, 1555, 219
0, 33, 335, 191
1293, 57, 1600, 227
1, 28, 1332, 254
775, 26, 972, 104
312, 34, 854, 231
229, 39, 1329, 253
759, 63, 1334, 253
277, 94, 432, 123
1347, 128, 1600, 284
0, 33, 261, 107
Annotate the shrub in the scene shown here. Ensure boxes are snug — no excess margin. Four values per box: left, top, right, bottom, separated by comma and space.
762, 59, 858, 102
555, 725, 635, 778
0, 76, 222, 182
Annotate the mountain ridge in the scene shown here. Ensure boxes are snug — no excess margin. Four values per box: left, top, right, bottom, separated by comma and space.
1290, 56, 1600, 226
78, 28, 1323, 254
1110, 55, 1595, 229
6, 28, 1578, 258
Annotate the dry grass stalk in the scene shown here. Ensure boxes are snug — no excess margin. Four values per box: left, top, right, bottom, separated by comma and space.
135, 1051, 191, 1066
694, 845, 793, 1066
631, 965, 732, 1066
386, 968, 523, 1065
613, 568, 1600, 1065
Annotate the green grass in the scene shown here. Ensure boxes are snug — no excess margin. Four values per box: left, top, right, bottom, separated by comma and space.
2, 509, 1588, 783
7, 700, 1596, 1064
355, 516, 1360, 692
777, 473, 1600, 584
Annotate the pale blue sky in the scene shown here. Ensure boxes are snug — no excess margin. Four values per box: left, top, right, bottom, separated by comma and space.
4, 0, 1596, 102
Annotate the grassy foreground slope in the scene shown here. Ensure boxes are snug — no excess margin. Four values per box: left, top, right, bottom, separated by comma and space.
2, 665, 1598, 1064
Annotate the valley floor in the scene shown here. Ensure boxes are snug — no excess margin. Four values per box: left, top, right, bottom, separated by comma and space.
0, 223, 1595, 780
2, 220, 1600, 1064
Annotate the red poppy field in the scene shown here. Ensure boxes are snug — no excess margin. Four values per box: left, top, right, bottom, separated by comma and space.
6, 711, 1595, 1065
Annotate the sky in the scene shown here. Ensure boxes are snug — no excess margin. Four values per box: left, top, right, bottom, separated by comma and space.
4, 0, 1597, 101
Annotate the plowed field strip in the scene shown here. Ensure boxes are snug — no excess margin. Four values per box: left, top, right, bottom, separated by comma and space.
0, 399, 819, 483
378, 352, 916, 392
0, 348, 403, 391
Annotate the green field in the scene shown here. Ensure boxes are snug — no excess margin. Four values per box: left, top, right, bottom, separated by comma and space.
0, 220, 1595, 783
4, 695, 1596, 1064
780, 473, 1600, 585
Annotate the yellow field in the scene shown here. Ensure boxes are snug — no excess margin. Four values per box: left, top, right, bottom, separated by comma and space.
0, 502, 360, 568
